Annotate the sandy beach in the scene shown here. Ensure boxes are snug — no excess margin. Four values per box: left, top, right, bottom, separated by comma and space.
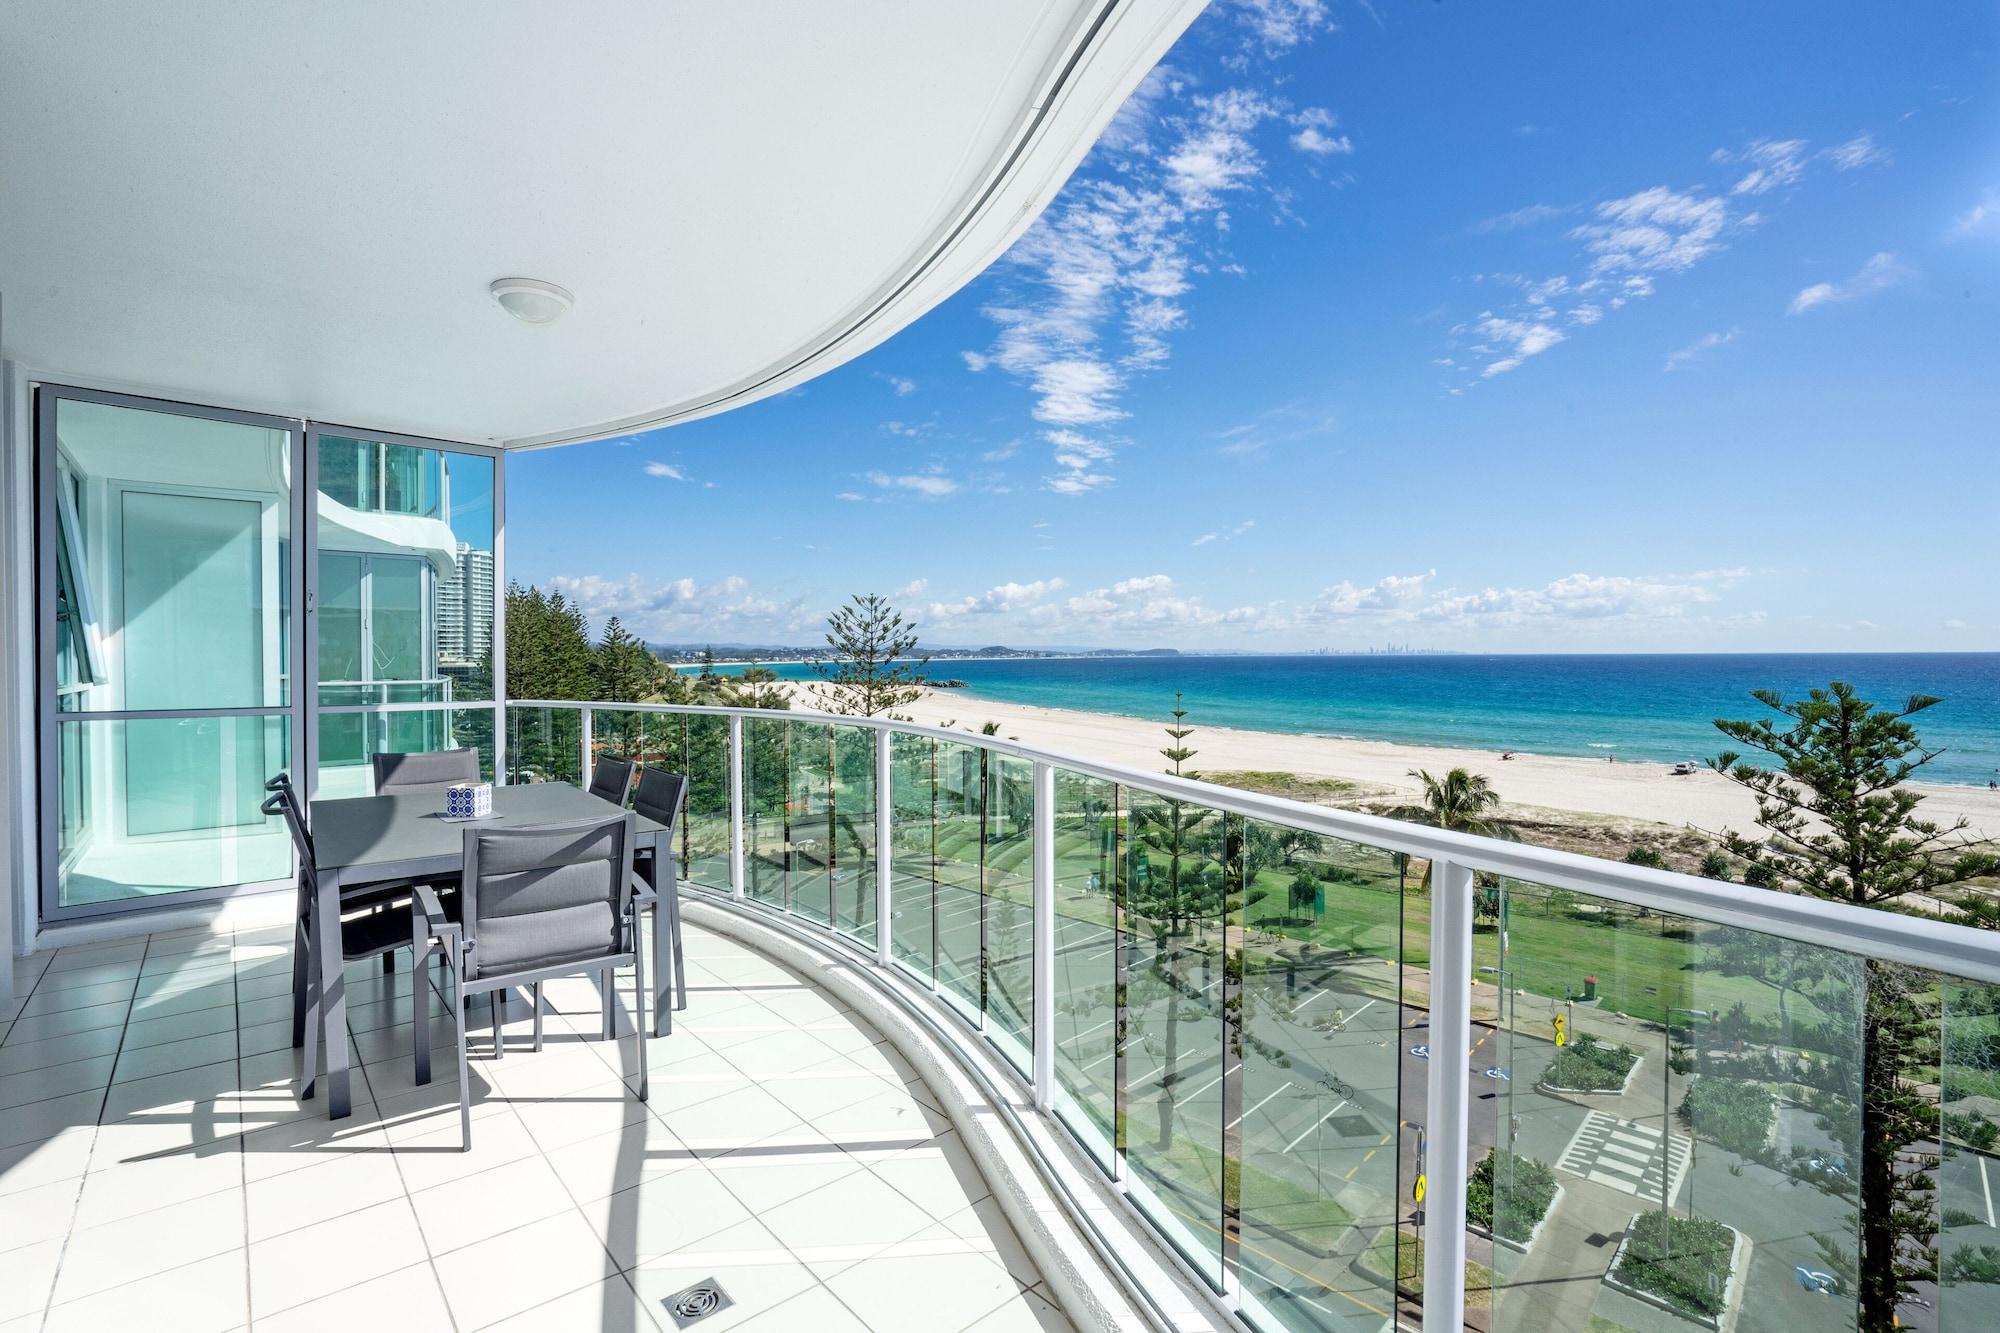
894, 686, 2000, 846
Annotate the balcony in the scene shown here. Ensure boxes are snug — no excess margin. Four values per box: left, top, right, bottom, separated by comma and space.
6, 697, 2000, 1332
3, 7, 1994, 1331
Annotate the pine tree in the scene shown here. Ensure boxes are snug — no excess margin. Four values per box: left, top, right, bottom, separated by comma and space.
1160, 691, 1199, 779
1710, 683, 1999, 1331
720, 664, 791, 711
808, 594, 928, 716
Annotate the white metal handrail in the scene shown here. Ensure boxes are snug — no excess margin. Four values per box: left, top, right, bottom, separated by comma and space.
508, 696, 2000, 983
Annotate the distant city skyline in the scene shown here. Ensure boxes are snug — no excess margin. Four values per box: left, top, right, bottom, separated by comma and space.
509, 1, 2000, 654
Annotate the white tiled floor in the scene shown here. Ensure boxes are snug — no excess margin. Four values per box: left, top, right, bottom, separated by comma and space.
0, 919, 1074, 1332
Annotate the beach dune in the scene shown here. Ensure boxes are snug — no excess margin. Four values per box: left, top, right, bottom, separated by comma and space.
899, 687, 2000, 846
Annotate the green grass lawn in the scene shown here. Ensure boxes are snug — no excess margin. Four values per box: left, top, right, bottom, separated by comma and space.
1358, 1229, 1495, 1309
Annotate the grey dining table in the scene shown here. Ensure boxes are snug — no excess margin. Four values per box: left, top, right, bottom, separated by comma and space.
302, 781, 680, 1119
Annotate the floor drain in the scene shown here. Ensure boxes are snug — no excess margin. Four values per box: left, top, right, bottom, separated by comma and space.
663, 1278, 733, 1328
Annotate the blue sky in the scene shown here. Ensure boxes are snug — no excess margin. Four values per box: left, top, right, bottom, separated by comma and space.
510, 1, 2000, 653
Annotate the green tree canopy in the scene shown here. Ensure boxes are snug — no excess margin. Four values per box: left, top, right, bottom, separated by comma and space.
808, 594, 928, 716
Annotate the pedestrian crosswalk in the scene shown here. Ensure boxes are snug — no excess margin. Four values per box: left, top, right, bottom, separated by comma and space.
1556, 1109, 1692, 1204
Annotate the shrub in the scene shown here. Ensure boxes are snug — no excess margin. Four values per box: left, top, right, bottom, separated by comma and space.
1678, 1077, 1775, 1156
1698, 850, 1732, 881
1615, 1211, 1734, 1317
1467, 1149, 1558, 1242
1624, 846, 1666, 868
1543, 1035, 1639, 1091
1945, 1110, 2000, 1153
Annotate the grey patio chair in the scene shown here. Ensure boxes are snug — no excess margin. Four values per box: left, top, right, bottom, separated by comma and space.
263, 780, 459, 1096
411, 810, 655, 1149
588, 752, 637, 806
373, 747, 480, 794
632, 766, 689, 1028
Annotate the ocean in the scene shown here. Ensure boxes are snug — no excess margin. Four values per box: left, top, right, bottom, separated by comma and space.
704, 653, 2000, 788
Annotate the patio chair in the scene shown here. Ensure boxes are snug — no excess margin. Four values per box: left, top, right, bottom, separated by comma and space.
264, 779, 459, 1093
411, 811, 654, 1149
587, 752, 637, 806
373, 747, 481, 794
631, 766, 689, 1025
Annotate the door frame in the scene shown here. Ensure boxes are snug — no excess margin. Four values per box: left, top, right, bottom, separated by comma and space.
35, 383, 307, 922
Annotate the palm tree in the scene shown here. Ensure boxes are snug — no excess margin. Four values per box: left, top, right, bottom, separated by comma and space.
1384, 767, 1516, 887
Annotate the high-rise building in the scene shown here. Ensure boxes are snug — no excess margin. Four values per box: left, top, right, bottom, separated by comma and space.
436, 542, 494, 669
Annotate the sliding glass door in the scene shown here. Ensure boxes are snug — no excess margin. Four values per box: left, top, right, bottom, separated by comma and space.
35, 393, 505, 922
307, 427, 500, 798
38, 389, 302, 916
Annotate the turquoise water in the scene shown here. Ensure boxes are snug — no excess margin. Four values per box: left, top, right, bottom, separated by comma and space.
704, 654, 2000, 787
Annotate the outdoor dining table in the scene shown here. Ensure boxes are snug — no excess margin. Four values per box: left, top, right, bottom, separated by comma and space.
301, 781, 679, 1119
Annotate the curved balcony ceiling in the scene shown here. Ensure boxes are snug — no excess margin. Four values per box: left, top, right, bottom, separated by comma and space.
0, 1, 1204, 447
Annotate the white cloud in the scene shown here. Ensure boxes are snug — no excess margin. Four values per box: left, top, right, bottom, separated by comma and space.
1475, 315, 1565, 377
834, 491, 865, 502
1468, 203, 1567, 234
1303, 571, 1434, 617
1664, 327, 1740, 371
1291, 125, 1353, 156
970, 27, 1334, 496
1718, 138, 1807, 196
1571, 187, 1729, 275
1788, 251, 1909, 315
876, 373, 917, 396
896, 579, 929, 598
1231, 0, 1331, 52
643, 461, 685, 480
927, 578, 1067, 619
1824, 133, 1889, 171
1417, 571, 1722, 624
864, 469, 960, 497
1944, 618, 1969, 631
1949, 187, 1999, 241
547, 572, 815, 642
1191, 519, 1257, 548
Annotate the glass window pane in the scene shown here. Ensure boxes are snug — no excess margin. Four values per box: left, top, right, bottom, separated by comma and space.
934, 741, 984, 1023
315, 707, 495, 798
1485, 879, 1864, 1333
316, 437, 494, 704
57, 716, 291, 908
1233, 822, 1403, 1333
52, 398, 291, 712
684, 716, 731, 890
506, 706, 582, 786
369, 558, 424, 684
743, 717, 788, 908
318, 553, 364, 685
831, 724, 878, 944
1121, 787, 1227, 1284
890, 733, 936, 982
985, 754, 1034, 1075
790, 722, 833, 926
1942, 979, 2000, 1332
1052, 770, 1119, 1167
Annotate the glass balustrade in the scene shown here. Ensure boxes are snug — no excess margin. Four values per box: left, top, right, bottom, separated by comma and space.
498, 699, 2000, 1333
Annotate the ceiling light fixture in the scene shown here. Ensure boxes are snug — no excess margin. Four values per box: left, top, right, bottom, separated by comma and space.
489, 277, 574, 325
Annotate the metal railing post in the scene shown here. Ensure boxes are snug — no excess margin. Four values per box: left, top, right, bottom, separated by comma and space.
875, 727, 895, 967
727, 713, 745, 900
579, 706, 594, 789
1032, 760, 1056, 1110
1423, 856, 1475, 1333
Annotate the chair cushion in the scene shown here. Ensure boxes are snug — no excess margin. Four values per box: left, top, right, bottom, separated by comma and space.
468, 822, 623, 978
